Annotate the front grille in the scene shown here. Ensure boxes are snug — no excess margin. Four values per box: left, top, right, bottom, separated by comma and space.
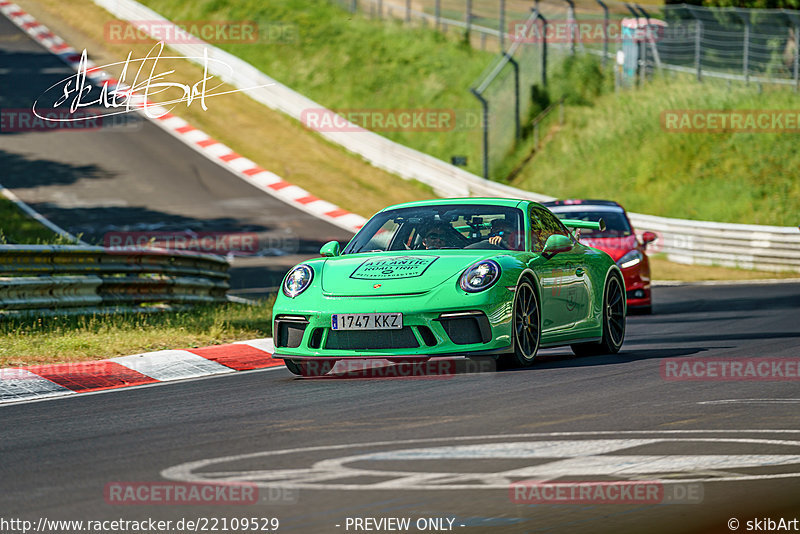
438, 313, 491, 345
325, 327, 419, 350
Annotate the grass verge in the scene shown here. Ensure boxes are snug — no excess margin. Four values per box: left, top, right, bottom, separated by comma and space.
0, 195, 66, 244
0, 299, 273, 367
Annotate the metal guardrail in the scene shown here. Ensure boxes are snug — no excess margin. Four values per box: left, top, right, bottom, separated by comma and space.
89, 0, 800, 274
0, 245, 230, 315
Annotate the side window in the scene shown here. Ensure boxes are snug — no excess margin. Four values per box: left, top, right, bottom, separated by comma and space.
531, 208, 570, 252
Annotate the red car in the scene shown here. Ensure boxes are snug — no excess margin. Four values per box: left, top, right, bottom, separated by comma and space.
544, 200, 657, 314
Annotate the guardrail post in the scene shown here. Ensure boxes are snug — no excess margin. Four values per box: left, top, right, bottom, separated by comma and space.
596, 0, 609, 68
470, 88, 490, 180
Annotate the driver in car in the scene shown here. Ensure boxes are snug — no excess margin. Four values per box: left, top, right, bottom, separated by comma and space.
422, 224, 453, 249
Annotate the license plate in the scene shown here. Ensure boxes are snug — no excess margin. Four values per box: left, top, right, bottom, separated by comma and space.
331, 313, 403, 330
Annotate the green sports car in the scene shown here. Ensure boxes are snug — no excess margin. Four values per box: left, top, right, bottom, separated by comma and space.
272, 198, 626, 376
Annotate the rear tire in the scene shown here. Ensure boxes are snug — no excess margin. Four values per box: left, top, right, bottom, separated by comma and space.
497, 279, 540, 369
284, 359, 335, 377
571, 274, 626, 356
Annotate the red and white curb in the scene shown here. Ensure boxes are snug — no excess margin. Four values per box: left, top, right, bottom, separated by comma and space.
0, 339, 283, 404
0, 1, 366, 233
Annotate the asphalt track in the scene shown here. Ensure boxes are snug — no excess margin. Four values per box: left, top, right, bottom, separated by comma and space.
3, 7, 800, 534
0, 13, 353, 297
2, 282, 799, 533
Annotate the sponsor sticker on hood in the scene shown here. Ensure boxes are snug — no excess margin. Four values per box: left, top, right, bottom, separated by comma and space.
350, 256, 438, 280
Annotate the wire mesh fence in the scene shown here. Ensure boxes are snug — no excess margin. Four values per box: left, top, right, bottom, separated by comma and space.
331, 0, 800, 179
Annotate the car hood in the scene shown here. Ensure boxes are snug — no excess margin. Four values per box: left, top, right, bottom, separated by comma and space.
319, 251, 499, 296
579, 235, 638, 262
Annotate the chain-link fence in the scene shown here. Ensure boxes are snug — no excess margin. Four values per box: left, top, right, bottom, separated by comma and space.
332, 0, 800, 178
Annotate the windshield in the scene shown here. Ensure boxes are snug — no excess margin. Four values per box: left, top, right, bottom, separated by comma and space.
550, 208, 632, 237
343, 204, 525, 254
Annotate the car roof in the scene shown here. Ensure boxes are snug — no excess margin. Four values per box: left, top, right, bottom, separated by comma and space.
382, 197, 532, 211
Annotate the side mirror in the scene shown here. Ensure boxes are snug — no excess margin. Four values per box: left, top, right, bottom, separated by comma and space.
320, 241, 340, 257
641, 231, 658, 246
542, 234, 572, 256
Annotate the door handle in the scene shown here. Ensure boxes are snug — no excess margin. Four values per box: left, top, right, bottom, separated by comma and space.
575, 268, 584, 276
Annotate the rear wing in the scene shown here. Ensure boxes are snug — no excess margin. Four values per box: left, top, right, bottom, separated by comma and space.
560, 218, 606, 231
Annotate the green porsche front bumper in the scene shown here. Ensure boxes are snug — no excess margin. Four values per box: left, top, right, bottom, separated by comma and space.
272, 278, 517, 360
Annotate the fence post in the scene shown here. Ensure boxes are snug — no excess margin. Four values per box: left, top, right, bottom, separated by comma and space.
466, 0, 472, 40
471, 88, 490, 180
351, 0, 357, 13
737, 10, 750, 85
405, 0, 411, 22
795, 24, 799, 92
377, 0, 383, 18
695, 19, 703, 81
635, 4, 661, 73
500, 0, 506, 51
435, 0, 441, 30
564, 0, 576, 55
506, 53, 521, 141
596, 0, 609, 68
540, 12, 548, 87
785, 12, 800, 92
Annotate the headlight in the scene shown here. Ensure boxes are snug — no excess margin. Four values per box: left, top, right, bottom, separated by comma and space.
617, 250, 643, 269
459, 260, 501, 293
283, 264, 314, 298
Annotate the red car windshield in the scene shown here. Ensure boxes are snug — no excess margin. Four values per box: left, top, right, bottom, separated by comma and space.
551, 209, 632, 238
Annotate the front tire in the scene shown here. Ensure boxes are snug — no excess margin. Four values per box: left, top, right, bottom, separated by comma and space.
571, 274, 625, 356
284, 359, 336, 377
497, 279, 540, 369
